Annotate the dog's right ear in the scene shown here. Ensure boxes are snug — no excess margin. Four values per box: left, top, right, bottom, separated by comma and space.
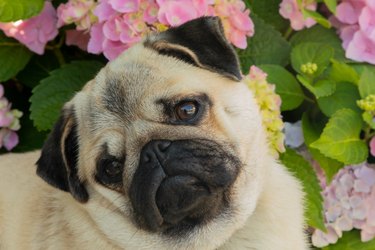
36, 108, 88, 203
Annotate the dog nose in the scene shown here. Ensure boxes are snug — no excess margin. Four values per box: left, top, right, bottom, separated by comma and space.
130, 139, 238, 233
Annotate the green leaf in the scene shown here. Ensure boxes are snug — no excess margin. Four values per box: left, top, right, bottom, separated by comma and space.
291, 42, 334, 78
328, 59, 360, 85
290, 26, 346, 61
310, 109, 368, 165
0, 0, 44, 22
238, 15, 291, 73
280, 148, 325, 231
302, 113, 343, 182
363, 112, 375, 129
16, 51, 60, 88
322, 230, 375, 250
30, 61, 104, 131
317, 82, 361, 117
297, 74, 315, 94
0, 31, 32, 81
313, 79, 336, 98
324, 0, 337, 14
302, 9, 331, 28
358, 67, 375, 98
297, 75, 336, 98
259, 64, 304, 111
249, 0, 289, 32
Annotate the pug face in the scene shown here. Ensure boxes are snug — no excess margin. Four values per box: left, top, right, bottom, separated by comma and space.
37, 17, 270, 249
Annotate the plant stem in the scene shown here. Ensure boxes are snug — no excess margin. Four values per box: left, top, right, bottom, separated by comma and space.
53, 48, 66, 66
283, 26, 293, 40
304, 95, 315, 103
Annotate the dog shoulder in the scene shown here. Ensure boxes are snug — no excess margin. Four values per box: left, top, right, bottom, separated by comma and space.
221, 161, 309, 250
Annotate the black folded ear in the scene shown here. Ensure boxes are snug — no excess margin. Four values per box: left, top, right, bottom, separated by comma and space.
36, 108, 88, 203
144, 16, 242, 81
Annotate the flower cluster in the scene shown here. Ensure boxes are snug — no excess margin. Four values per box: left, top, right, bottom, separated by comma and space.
0, 2, 58, 55
330, 0, 375, 64
244, 66, 285, 156
57, 0, 254, 60
0, 85, 23, 151
279, 0, 317, 30
312, 164, 375, 247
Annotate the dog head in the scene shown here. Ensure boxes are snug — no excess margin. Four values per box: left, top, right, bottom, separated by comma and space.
36, 17, 270, 249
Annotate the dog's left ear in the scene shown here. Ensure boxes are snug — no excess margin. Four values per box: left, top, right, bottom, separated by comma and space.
145, 16, 242, 81
36, 107, 88, 203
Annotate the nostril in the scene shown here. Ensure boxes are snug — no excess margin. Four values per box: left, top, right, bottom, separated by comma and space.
156, 140, 171, 152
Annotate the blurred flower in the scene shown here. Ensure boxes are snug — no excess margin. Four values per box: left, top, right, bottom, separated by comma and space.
312, 164, 375, 247
212, 0, 254, 48
357, 95, 375, 112
0, 84, 23, 151
370, 137, 375, 157
0, 2, 58, 54
57, 0, 97, 30
284, 120, 304, 148
244, 66, 285, 157
279, 0, 317, 30
65, 30, 90, 50
60, 0, 254, 60
331, 0, 375, 64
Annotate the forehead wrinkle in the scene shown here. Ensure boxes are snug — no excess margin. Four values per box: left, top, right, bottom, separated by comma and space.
101, 62, 164, 121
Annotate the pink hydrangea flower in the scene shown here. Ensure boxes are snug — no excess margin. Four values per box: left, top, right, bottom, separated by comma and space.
63, 0, 254, 60
213, 0, 254, 49
0, 84, 23, 151
312, 164, 375, 247
57, 0, 97, 30
65, 30, 90, 50
0, 2, 58, 55
370, 137, 375, 157
279, 0, 317, 30
331, 0, 375, 64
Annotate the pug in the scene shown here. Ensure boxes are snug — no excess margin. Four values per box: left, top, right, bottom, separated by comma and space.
0, 17, 308, 249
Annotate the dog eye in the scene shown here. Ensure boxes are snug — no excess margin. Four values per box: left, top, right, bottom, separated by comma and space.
175, 101, 199, 121
97, 158, 123, 184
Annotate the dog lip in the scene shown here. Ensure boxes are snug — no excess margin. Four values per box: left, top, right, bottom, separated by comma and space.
129, 157, 167, 232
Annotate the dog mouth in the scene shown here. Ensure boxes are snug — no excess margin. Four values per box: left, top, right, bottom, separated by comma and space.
129, 140, 240, 234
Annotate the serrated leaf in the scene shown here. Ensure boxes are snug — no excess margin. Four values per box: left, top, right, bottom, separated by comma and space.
0, 31, 32, 81
313, 79, 336, 98
310, 109, 368, 165
302, 113, 343, 182
297, 75, 336, 98
249, 0, 289, 32
30, 61, 104, 131
280, 148, 325, 231
317, 82, 361, 117
290, 26, 346, 61
324, 0, 337, 14
291, 43, 334, 78
0, 0, 44, 22
328, 59, 359, 85
238, 15, 291, 73
322, 230, 375, 250
358, 67, 375, 98
302, 9, 331, 28
259, 64, 304, 111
